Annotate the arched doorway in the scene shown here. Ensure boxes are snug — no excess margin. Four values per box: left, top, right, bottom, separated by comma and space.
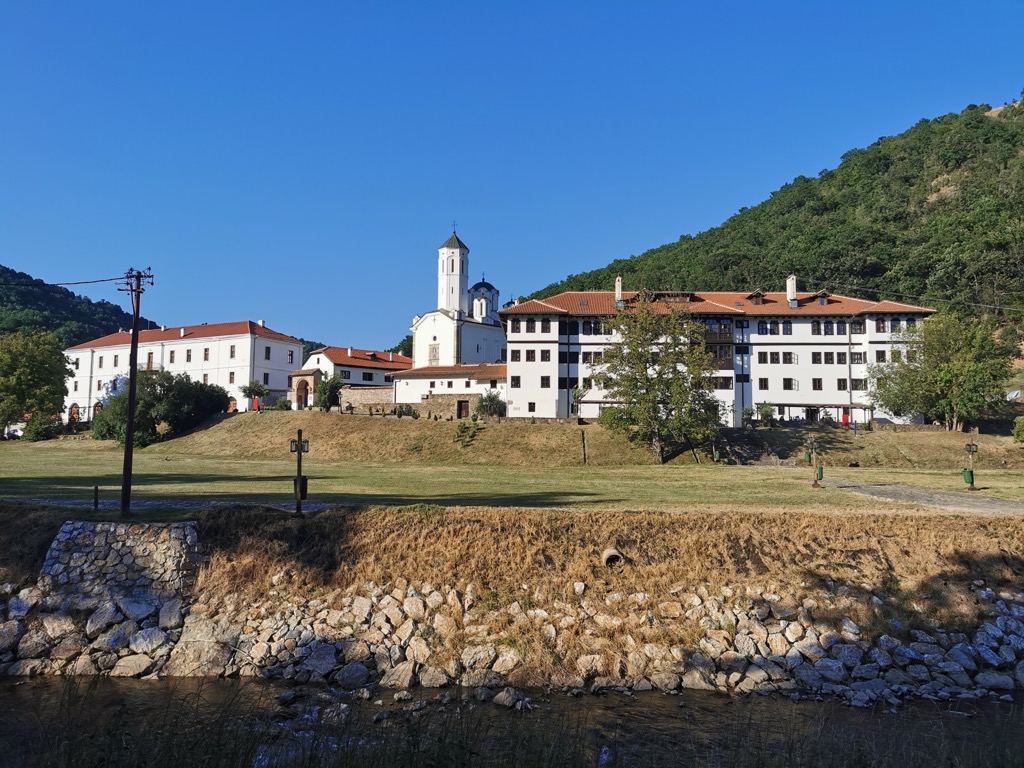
68, 404, 80, 424
297, 380, 310, 409
92, 402, 103, 420
227, 397, 237, 413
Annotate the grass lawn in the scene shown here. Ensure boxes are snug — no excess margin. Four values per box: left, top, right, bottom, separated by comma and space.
0, 439, 922, 514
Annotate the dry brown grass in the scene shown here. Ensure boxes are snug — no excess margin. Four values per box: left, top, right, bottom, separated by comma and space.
0, 505, 69, 585
191, 504, 1024, 637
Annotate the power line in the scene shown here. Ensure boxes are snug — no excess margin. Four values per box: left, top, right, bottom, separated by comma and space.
830, 282, 1024, 316
0, 276, 127, 288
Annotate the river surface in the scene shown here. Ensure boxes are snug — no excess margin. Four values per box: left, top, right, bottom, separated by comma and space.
0, 677, 1020, 767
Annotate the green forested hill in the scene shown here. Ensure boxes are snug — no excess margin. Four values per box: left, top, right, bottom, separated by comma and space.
534, 101, 1024, 314
0, 265, 151, 347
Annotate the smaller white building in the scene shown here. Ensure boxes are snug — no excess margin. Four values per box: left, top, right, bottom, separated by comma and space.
289, 346, 412, 409
393, 363, 506, 419
64, 320, 304, 421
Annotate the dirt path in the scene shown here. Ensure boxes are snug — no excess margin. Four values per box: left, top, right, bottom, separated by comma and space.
826, 478, 1024, 514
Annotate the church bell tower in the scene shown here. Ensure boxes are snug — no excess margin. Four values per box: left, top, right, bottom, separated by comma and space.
437, 231, 470, 316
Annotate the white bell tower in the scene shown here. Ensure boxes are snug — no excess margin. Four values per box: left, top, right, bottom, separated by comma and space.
438, 231, 469, 316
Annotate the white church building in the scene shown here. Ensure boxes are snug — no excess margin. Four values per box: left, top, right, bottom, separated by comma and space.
393, 233, 507, 413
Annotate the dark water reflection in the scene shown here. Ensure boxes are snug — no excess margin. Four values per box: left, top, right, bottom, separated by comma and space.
0, 677, 1021, 767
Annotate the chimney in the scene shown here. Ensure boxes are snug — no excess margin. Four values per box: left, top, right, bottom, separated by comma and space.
615, 275, 623, 303
160, 325, 166, 332
389, 352, 394, 361
257, 319, 265, 327
180, 328, 186, 338
348, 346, 353, 357
786, 275, 798, 309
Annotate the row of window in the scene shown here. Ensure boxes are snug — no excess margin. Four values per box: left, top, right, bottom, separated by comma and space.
508, 349, 607, 364
509, 376, 595, 390
83, 370, 266, 393
86, 345, 293, 370
508, 318, 610, 336
753, 378, 866, 392
427, 380, 500, 389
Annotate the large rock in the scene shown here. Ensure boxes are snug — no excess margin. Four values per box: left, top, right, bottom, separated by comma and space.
69, 655, 99, 675
793, 639, 827, 663
493, 687, 524, 708
8, 588, 42, 619
51, 636, 85, 661
129, 627, 170, 656
975, 671, 1015, 690
41, 613, 77, 640
462, 644, 497, 670
110, 654, 155, 678
492, 649, 521, 675
333, 661, 370, 689
380, 660, 416, 689
403, 597, 426, 622
158, 598, 184, 631
92, 621, 139, 652
301, 643, 338, 676
419, 665, 451, 688
85, 603, 124, 639
650, 672, 681, 692
116, 597, 156, 622
0, 621, 24, 653
16, 630, 50, 659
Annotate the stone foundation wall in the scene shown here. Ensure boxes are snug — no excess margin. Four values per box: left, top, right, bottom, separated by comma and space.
339, 386, 395, 413
3, 524, 1024, 709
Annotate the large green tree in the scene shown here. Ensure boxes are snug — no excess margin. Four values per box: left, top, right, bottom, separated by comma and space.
314, 375, 343, 411
92, 370, 228, 447
869, 313, 1017, 431
0, 332, 73, 432
597, 294, 720, 464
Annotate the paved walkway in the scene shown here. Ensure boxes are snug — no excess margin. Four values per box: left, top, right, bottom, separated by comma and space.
824, 478, 1024, 514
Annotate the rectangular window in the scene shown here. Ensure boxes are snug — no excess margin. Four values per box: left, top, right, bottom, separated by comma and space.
582, 351, 592, 364
489, 380, 497, 389
557, 319, 567, 335
229, 372, 235, 384
837, 378, 848, 391
812, 378, 822, 391
770, 352, 780, 364
203, 348, 210, 362
876, 350, 887, 363
341, 370, 351, 379
852, 378, 866, 390
757, 321, 768, 335
851, 320, 865, 335
98, 356, 104, 369
541, 319, 550, 333
263, 373, 270, 385
113, 354, 119, 366
540, 376, 551, 388
203, 374, 209, 385
230, 345, 236, 359
73, 381, 78, 392
757, 351, 768, 364
769, 321, 779, 335
288, 351, 294, 364
851, 352, 865, 364
97, 380, 102, 391
736, 345, 749, 355
876, 318, 887, 333
465, 380, 471, 388
74, 358, 79, 370
758, 378, 769, 390
823, 321, 834, 336
541, 349, 550, 362
528, 402, 536, 413
429, 381, 435, 389
169, 350, 175, 364
447, 381, 453, 388
510, 376, 521, 388
837, 321, 847, 334
837, 352, 847, 364
711, 377, 734, 390
526, 319, 536, 333
736, 373, 750, 383
558, 351, 567, 364
892, 349, 903, 362
525, 350, 536, 362
186, 349, 192, 363
783, 352, 794, 364
146, 352, 153, 368
812, 352, 822, 364
593, 351, 603, 364
264, 346, 271, 361
783, 378, 795, 391
511, 319, 521, 333
824, 352, 834, 365
782, 321, 792, 336
362, 372, 374, 382
582, 377, 592, 389
906, 318, 916, 329
568, 351, 579, 364
510, 350, 521, 362
811, 321, 821, 336
890, 318, 901, 333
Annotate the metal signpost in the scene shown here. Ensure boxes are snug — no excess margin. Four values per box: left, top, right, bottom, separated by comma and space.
964, 442, 978, 491
290, 429, 310, 516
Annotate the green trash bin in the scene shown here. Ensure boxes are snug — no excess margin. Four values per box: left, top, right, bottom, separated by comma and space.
815, 465, 824, 482
714, 450, 721, 462
962, 468, 974, 486
804, 451, 812, 464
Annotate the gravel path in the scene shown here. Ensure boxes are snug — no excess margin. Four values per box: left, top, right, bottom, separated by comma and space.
824, 478, 1024, 514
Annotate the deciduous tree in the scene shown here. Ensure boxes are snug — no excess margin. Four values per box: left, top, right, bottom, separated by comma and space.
0, 332, 72, 434
597, 293, 720, 464
869, 313, 1017, 431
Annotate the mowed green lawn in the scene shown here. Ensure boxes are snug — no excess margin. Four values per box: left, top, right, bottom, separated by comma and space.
0, 439, 924, 512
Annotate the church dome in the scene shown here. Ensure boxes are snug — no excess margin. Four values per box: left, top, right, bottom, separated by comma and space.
470, 279, 496, 292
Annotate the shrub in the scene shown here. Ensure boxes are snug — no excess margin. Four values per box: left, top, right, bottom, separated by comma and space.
1013, 416, 1024, 443
23, 413, 62, 442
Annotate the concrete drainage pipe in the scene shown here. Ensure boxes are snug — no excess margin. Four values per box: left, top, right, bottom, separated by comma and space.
601, 547, 624, 567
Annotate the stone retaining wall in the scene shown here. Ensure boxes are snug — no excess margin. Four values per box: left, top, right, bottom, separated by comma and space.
2, 524, 1024, 710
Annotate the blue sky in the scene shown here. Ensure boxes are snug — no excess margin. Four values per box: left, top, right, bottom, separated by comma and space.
1, 2, 1022, 350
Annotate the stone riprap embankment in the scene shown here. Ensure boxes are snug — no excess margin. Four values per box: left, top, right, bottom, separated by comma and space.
2, 523, 1024, 709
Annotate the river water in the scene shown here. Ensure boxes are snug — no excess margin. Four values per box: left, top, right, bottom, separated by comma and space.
0, 677, 1020, 767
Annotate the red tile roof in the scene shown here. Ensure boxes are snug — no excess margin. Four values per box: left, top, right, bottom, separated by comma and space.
500, 291, 934, 318
392, 363, 506, 380
67, 320, 302, 350
309, 346, 412, 371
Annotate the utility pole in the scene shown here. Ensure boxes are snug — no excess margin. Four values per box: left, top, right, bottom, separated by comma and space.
119, 268, 154, 517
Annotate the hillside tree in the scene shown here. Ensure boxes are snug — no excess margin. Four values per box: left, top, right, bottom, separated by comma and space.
314, 375, 343, 411
869, 313, 1017, 431
597, 293, 720, 464
0, 331, 73, 433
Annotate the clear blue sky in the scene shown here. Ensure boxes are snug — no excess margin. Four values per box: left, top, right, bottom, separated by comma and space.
1, 2, 1021, 350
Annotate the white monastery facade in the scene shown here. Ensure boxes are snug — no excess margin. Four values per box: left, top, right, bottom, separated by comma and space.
64, 320, 304, 421
498, 276, 934, 425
